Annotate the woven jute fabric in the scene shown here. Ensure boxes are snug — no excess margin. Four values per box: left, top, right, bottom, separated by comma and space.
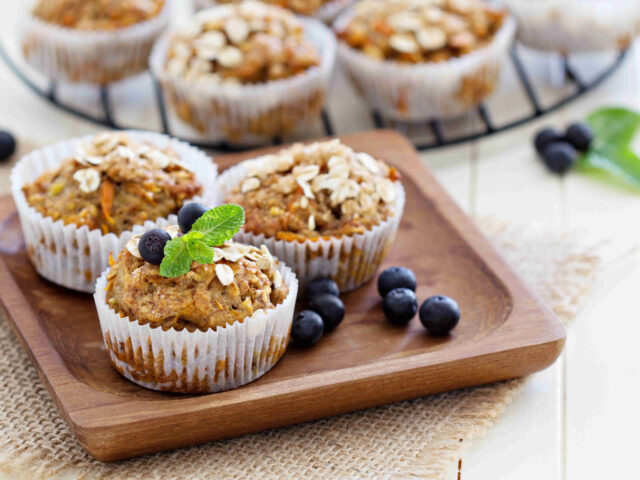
0, 219, 601, 480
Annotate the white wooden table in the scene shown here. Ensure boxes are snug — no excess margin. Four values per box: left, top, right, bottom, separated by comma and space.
1, 2, 639, 478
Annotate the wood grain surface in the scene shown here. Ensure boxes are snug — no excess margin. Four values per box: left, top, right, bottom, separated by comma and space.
0, 130, 565, 461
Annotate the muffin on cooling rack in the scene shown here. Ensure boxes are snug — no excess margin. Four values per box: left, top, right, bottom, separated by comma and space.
504, 0, 640, 52
216, 139, 406, 292
94, 204, 298, 393
11, 131, 216, 293
20, 0, 173, 84
334, 0, 516, 120
150, 1, 336, 144
194, 0, 355, 24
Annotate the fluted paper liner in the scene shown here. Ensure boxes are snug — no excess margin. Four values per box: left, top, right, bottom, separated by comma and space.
19, 0, 173, 84
94, 263, 298, 393
333, 11, 516, 121
10, 131, 217, 294
149, 17, 336, 145
215, 163, 405, 293
194, 0, 354, 23
504, 0, 640, 52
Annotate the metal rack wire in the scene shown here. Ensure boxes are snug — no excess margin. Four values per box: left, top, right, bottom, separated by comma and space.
0, 42, 628, 152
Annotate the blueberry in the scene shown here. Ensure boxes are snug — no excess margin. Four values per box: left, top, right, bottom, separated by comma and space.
565, 122, 594, 151
308, 293, 345, 332
291, 310, 324, 347
0, 130, 16, 162
419, 295, 460, 336
178, 203, 208, 233
542, 142, 577, 175
382, 288, 418, 325
307, 277, 340, 299
534, 127, 563, 156
377, 266, 417, 297
138, 228, 171, 265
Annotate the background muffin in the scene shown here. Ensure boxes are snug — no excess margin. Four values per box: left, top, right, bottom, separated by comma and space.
217, 139, 406, 292
334, 0, 516, 120
20, 0, 173, 84
150, 1, 336, 144
11, 131, 216, 293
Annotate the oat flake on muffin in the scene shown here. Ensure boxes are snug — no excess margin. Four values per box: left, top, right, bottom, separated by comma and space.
22, 132, 202, 236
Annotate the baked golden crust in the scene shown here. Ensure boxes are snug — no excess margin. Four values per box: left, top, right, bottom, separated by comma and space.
164, 1, 320, 85
225, 139, 400, 240
336, 0, 505, 63
22, 133, 202, 236
32, 0, 165, 30
105, 241, 289, 331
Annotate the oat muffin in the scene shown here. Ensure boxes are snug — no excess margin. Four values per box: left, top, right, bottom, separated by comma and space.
333, 0, 516, 120
11, 131, 216, 293
95, 223, 298, 393
218, 139, 406, 291
150, 1, 336, 143
21, 0, 172, 83
23, 132, 202, 236
194, 0, 355, 23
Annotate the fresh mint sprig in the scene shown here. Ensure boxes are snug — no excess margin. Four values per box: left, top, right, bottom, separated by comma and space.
159, 204, 244, 278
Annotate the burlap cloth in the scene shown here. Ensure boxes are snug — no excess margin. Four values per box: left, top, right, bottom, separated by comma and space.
0, 211, 602, 480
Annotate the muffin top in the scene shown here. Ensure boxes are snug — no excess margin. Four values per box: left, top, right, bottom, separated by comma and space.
225, 139, 400, 240
32, 0, 165, 30
164, 1, 320, 85
336, 0, 505, 63
106, 228, 289, 331
22, 132, 202, 235
211, 0, 337, 17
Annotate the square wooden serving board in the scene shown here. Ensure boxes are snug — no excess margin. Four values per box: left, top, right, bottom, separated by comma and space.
0, 130, 564, 461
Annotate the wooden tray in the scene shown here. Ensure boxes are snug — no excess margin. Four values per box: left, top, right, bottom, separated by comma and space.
0, 130, 564, 462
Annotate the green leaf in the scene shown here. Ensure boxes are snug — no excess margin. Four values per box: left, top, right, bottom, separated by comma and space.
186, 237, 214, 265
576, 107, 640, 191
159, 237, 192, 278
191, 204, 245, 246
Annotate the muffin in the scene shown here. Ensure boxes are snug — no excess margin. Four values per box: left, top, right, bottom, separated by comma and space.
334, 0, 516, 120
216, 139, 406, 292
94, 209, 298, 393
20, 0, 173, 84
11, 131, 216, 293
194, 0, 355, 24
504, 0, 640, 52
150, 1, 336, 144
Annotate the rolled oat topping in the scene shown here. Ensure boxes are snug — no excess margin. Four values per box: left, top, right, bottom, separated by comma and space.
226, 139, 400, 239
165, 1, 320, 85
32, 0, 165, 31
22, 132, 202, 235
107, 237, 289, 331
209, 0, 337, 17
336, 0, 505, 63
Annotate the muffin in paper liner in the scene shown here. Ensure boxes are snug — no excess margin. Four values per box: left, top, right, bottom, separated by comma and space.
193, 0, 355, 23
333, 11, 516, 121
149, 17, 336, 145
215, 163, 406, 293
19, 0, 173, 84
10, 131, 217, 294
94, 262, 298, 393
504, 0, 640, 52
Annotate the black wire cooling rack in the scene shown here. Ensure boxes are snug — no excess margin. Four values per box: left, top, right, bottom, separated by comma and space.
0, 42, 629, 152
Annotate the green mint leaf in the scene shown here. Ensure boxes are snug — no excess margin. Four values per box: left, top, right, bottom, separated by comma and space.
186, 237, 214, 265
159, 237, 192, 278
577, 107, 640, 191
191, 204, 245, 247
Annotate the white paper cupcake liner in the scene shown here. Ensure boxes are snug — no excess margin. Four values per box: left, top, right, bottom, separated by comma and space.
10, 130, 217, 294
215, 164, 406, 293
19, 0, 173, 84
94, 262, 298, 393
193, 0, 354, 23
504, 0, 640, 52
149, 17, 336, 145
333, 12, 516, 121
